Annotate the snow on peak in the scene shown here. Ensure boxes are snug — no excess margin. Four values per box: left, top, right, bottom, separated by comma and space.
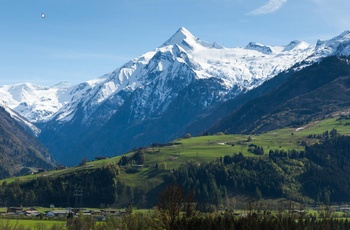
0, 82, 77, 122
316, 31, 350, 48
245, 42, 273, 54
332, 30, 350, 41
161, 27, 223, 51
212, 42, 224, 49
51, 82, 72, 89
161, 27, 201, 51
283, 40, 311, 52
309, 30, 350, 60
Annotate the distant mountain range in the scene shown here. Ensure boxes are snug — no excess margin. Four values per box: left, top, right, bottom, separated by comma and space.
1, 28, 350, 165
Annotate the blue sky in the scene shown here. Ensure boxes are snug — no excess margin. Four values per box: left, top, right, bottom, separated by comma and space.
0, 0, 349, 86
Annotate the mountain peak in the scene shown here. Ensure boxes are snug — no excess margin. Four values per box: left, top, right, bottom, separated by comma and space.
339, 30, 350, 38
161, 27, 224, 50
245, 42, 273, 54
51, 81, 72, 89
317, 30, 350, 46
161, 27, 199, 50
313, 30, 350, 57
175, 27, 193, 38
332, 30, 350, 44
283, 40, 311, 52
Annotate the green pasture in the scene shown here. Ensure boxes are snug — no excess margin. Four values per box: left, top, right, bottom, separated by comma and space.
114, 116, 350, 187
0, 219, 65, 229
1, 116, 349, 189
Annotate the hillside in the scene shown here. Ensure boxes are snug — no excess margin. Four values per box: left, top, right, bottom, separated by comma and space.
210, 56, 350, 134
0, 107, 54, 178
1, 115, 350, 207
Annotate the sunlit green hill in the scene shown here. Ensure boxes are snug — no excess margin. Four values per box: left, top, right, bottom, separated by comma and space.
2, 114, 349, 199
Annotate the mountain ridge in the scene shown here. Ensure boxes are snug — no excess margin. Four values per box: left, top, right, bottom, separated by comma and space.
209, 56, 350, 134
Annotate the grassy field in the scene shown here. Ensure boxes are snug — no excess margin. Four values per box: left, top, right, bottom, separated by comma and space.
96, 115, 350, 188
1, 115, 350, 188
0, 219, 65, 229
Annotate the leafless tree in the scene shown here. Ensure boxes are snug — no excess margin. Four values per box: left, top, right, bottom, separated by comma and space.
157, 185, 184, 230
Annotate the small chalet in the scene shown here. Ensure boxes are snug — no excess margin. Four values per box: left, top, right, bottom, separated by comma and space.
95, 156, 108, 161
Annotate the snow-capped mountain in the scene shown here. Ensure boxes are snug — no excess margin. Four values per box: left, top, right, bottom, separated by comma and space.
0, 27, 315, 123
47, 27, 318, 130
0, 78, 108, 123
1, 27, 350, 165
314, 31, 350, 56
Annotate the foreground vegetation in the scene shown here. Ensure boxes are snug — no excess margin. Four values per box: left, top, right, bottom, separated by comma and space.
0, 219, 64, 230
2, 194, 350, 230
65, 210, 350, 230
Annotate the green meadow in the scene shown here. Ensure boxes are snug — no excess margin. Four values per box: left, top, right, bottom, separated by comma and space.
1, 115, 349, 190
0, 219, 65, 229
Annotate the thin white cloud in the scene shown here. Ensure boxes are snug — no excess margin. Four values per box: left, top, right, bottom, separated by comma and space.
248, 0, 287, 15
